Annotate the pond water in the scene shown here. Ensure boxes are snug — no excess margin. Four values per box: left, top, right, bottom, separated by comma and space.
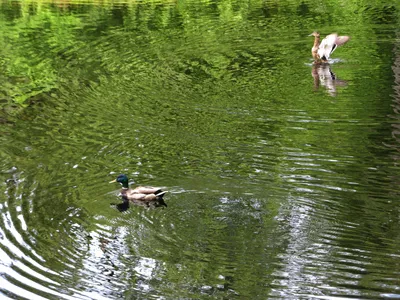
1, 0, 400, 299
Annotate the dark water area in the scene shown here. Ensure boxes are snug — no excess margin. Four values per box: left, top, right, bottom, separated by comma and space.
1, 0, 400, 299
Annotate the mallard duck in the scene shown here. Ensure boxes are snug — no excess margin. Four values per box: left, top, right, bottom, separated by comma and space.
110, 174, 167, 206
310, 32, 350, 63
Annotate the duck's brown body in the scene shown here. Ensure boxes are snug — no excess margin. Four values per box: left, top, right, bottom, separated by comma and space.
121, 186, 167, 201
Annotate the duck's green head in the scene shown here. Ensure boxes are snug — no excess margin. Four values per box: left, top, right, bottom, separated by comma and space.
110, 174, 129, 188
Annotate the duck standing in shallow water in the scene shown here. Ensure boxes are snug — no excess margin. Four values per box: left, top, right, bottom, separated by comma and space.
110, 174, 167, 208
310, 32, 350, 63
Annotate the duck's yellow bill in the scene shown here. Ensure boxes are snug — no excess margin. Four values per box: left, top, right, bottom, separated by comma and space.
109, 179, 117, 183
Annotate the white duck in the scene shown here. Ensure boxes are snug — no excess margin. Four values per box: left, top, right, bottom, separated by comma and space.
310, 32, 350, 63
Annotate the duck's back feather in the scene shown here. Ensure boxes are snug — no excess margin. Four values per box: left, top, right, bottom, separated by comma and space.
122, 187, 167, 201
336, 35, 350, 46
133, 186, 163, 194
318, 33, 337, 60
317, 33, 350, 61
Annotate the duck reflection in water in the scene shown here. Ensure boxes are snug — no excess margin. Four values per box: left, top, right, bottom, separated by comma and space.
312, 63, 348, 97
109, 174, 168, 212
111, 197, 167, 212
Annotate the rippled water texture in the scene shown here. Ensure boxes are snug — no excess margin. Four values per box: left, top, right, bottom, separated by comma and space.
1, 0, 400, 299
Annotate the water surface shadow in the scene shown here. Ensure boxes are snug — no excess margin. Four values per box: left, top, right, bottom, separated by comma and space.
111, 199, 167, 212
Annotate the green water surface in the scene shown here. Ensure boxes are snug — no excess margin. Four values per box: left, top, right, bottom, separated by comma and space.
1, 0, 400, 299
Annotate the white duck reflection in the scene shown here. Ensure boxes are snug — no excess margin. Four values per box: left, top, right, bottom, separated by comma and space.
312, 63, 348, 96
